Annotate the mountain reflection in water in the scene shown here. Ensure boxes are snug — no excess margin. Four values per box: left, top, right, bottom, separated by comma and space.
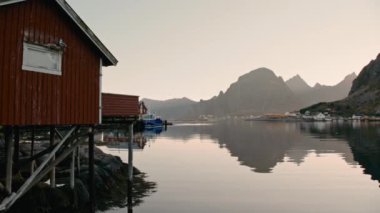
162, 121, 360, 174
104, 121, 380, 213
303, 122, 380, 183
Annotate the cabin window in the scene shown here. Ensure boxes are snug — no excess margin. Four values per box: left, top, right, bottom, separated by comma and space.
22, 43, 62, 75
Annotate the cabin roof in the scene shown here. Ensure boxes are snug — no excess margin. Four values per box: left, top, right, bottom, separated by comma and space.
0, 0, 118, 66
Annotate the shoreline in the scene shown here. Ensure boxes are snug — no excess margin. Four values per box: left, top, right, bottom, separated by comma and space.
3, 145, 155, 213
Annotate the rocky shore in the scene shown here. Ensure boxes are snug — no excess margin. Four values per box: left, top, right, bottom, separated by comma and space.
1, 145, 156, 213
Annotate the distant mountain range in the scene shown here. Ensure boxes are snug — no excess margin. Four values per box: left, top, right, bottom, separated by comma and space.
302, 53, 380, 115
198, 68, 301, 116
143, 67, 357, 120
142, 97, 197, 120
285, 72, 356, 107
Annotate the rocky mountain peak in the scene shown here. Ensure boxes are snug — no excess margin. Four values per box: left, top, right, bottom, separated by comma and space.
341, 72, 357, 82
286, 74, 311, 93
350, 54, 380, 95
238, 67, 277, 82
313, 83, 323, 88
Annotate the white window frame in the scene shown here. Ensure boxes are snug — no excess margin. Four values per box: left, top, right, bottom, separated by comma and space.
22, 42, 63, 76
0, 0, 26, 7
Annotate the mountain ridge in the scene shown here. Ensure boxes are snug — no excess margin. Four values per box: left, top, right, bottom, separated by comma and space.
301, 53, 380, 115
143, 68, 356, 120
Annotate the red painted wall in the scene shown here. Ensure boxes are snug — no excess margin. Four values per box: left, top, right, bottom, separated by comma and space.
0, 0, 102, 125
102, 93, 139, 117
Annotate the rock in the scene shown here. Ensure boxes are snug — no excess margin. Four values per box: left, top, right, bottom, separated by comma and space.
5, 143, 156, 213
0, 182, 6, 201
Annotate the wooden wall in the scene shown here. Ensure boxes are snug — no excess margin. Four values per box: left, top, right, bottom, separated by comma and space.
0, 0, 101, 125
102, 93, 139, 117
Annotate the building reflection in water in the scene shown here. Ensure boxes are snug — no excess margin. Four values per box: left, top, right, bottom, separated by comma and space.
97, 126, 164, 150
95, 127, 163, 212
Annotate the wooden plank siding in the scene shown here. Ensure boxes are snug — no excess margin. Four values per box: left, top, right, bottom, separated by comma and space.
0, 0, 102, 125
102, 93, 139, 117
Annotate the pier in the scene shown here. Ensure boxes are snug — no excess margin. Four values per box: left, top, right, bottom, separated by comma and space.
0, 0, 143, 212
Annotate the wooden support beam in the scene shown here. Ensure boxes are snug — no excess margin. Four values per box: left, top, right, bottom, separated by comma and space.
127, 124, 134, 213
54, 128, 64, 140
88, 126, 95, 213
76, 146, 80, 175
0, 127, 77, 211
28, 137, 81, 192
128, 124, 134, 182
50, 126, 56, 188
5, 127, 14, 194
70, 140, 76, 189
30, 127, 35, 173
127, 180, 133, 213
16, 146, 55, 167
13, 127, 19, 165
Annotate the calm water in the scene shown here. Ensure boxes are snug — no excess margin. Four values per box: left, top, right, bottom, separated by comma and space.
101, 121, 380, 213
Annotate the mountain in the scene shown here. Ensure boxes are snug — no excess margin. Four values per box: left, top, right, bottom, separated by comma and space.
301, 53, 380, 115
142, 97, 197, 120
144, 67, 356, 120
285, 74, 312, 94
286, 73, 356, 107
198, 68, 301, 116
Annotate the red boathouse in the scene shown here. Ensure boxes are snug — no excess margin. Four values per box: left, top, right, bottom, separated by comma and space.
0, 1, 123, 212
0, 0, 118, 126
102, 93, 140, 121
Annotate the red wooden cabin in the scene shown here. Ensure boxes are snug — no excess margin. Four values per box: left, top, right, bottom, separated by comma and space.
102, 93, 140, 120
0, 1, 119, 211
0, 0, 118, 126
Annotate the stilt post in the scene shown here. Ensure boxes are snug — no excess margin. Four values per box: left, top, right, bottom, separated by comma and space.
5, 126, 14, 194
88, 126, 95, 213
128, 124, 134, 182
128, 180, 133, 213
76, 146, 81, 175
30, 126, 35, 173
13, 127, 19, 165
128, 123, 134, 212
70, 140, 76, 189
50, 126, 56, 188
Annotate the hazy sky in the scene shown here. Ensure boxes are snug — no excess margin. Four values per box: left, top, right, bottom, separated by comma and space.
67, 0, 380, 101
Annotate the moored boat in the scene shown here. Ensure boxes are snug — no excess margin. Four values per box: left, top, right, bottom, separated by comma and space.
142, 113, 164, 128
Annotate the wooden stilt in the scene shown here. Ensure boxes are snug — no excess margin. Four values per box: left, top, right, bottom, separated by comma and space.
88, 126, 95, 213
54, 128, 64, 140
30, 127, 35, 173
127, 180, 133, 213
0, 127, 77, 211
127, 124, 134, 213
5, 126, 14, 194
13, 127, 19, 165
128, 124, 134, 182
50, 126, 56, 188
76, 146, 80, 175
70, 142, 76, 189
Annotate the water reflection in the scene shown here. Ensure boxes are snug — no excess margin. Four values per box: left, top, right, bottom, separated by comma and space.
105, 121, 380, 213
162, 121, 359, 173
95, 128, 163, 212
97, 126, 164, 150
301, 122, 380, 183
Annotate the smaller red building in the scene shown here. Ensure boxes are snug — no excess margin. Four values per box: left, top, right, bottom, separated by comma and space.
102, 93, 139, 121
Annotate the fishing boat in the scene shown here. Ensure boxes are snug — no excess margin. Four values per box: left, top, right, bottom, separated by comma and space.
142, 113, 164, 129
